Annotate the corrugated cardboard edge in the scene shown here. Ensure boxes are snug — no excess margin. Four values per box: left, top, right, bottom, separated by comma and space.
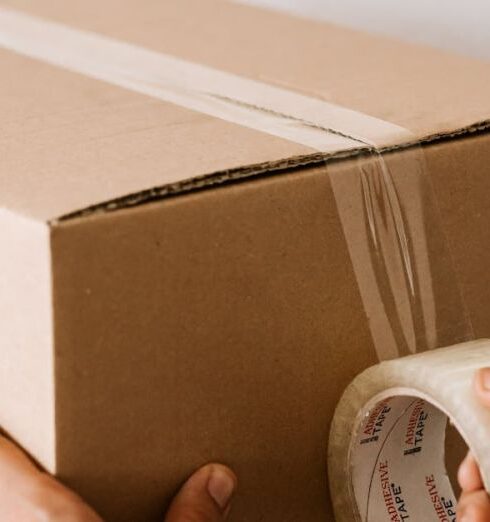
52, 120, 490, 224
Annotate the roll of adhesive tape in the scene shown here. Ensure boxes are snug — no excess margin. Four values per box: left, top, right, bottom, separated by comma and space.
328, 339, 490, 522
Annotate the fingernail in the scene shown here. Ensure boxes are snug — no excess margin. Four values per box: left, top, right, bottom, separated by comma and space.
480, 368, 490, 391
207, 467, 236, 511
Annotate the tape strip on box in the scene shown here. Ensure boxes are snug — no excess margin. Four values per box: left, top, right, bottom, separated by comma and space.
328, 146, 474, 361
328, 340, 490, 522
0, 5, 474, 360
0, 6, 410, 152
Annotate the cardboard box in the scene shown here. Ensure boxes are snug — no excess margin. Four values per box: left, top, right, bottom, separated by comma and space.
1, 0, 490, 520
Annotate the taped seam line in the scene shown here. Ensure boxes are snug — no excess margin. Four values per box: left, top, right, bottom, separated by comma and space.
50, 120, 490, 223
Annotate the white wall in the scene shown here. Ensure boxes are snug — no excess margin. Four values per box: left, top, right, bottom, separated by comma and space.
238, 0, 490, 62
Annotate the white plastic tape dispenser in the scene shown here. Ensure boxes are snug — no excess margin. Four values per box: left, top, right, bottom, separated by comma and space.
329, 339, 490, 522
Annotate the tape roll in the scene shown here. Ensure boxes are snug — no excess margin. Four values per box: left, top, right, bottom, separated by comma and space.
328, 339, 490, 522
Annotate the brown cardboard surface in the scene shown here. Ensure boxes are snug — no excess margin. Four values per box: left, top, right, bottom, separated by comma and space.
50, 164, 380, 522
0, 0, 490, 221
4, 0, 490, 140
425, 133, 490, 339
0, 1, 490, 521
0, 48, 312, 221
46, 132, 490, 522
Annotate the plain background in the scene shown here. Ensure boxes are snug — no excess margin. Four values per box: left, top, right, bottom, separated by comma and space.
238, 0, 490, 62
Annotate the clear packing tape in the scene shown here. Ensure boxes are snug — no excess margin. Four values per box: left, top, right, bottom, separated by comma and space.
326, 133, 481, 522
328, 340, 490, 522
328, 144, 473, 361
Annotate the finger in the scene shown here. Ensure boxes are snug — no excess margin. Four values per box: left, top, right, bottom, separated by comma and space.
459, 452, 484, 493
0, 435, 103, 521
474, 368, 490, 408
458, 489, 490, 522
0, 434, 42, 488
165, 464, 237, 522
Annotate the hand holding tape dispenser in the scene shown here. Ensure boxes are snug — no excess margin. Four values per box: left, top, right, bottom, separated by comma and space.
329, 339, 490, 522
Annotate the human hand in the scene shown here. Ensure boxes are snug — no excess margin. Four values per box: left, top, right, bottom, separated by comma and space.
457, 368, 490, 521
0, 434, 237, 521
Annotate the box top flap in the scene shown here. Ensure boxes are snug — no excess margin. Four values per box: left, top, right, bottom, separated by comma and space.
1, 0, 490, 222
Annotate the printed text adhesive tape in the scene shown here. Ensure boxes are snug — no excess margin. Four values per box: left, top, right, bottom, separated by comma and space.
328, 339, 490, 522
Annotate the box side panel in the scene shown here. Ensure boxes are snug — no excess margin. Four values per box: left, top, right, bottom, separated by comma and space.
0, 211, 55, 469
49, 131, 490, 522
426, 132, 490, 340
51, 168, 378, 522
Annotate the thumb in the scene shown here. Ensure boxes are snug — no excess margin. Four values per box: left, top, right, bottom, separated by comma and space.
165, 464, 237, 522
